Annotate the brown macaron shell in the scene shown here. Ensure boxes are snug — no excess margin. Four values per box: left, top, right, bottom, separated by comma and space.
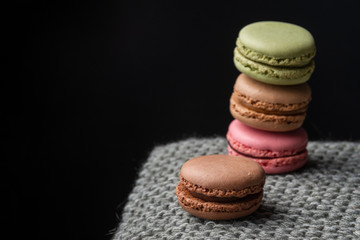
230, 73, 311, 132
176, 155, 265, 220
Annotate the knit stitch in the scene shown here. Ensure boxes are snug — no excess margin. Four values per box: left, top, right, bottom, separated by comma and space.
113, 138, 360, 239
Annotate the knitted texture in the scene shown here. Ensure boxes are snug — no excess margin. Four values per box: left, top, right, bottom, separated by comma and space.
113, 138, 360, 239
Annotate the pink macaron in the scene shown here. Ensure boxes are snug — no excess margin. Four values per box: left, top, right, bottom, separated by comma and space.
226, 119, 308, 174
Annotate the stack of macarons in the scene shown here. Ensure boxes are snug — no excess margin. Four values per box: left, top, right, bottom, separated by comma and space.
175, 21, 316, 221
227, 21, 316, 174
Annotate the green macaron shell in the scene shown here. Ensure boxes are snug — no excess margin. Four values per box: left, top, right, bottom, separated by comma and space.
234, 47, 315, 85
238, 21, 316, 66
234, 21, 316, 85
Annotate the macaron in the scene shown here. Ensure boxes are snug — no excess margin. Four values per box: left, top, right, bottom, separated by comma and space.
233, 21, 316, 85
175, 155, 265, 220
230, 73, 311, 132
227, 119, 308, 174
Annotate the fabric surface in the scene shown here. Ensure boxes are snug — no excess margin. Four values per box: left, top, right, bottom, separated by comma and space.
113, 138, 360, 239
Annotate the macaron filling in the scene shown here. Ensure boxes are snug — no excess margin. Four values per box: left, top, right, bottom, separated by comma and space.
230, 98, 306, 124
190, 191, 248, 203
227, 142, 307, 160
234, 47, 315, 80
179, 175, 265, 198
236, 40, 316, 67
176, 182, 264, 212
232, 92, 309, 115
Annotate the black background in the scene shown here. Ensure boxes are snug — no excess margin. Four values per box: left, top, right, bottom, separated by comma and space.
4, 1, 360, 239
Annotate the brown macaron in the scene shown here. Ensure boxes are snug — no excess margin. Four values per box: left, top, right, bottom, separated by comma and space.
175, 155, 265, 220
230, 73, 311, 132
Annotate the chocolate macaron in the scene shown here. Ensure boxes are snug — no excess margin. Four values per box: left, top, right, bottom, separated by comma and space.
175, 155, 265, 220
230, 73, 311, 132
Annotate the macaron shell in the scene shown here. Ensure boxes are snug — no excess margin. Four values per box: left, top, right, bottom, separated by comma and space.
180, 155, 265, 191
226, 133, 303, 158
260, 155, 307, 174
234, 73, 311, 105
227, 120, 308, 152
238, 21, 316, 60
178, 201, 262, 220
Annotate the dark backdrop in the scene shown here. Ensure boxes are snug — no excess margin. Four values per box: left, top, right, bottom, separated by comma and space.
5, 1, 360, 240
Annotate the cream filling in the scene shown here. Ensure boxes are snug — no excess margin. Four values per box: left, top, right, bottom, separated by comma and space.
236, 39, 315, 67
176, 182, 263, 213
232, 92, 309, 115
230, 98, 306, 124
234, 47, 315, 79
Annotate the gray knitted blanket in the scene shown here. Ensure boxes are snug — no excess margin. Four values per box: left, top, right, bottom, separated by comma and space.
113, 138, 360, 239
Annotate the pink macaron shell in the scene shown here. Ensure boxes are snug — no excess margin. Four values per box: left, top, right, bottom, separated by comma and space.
227, 145, 308, 174
227, 119, 308, 153
227, 132, 301, 158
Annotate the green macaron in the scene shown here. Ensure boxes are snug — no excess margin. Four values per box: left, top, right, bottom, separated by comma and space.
233, 21, 316, 85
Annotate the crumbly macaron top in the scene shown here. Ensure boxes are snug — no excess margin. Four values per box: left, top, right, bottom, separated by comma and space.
237, 21, 316, 66
180, 155, 265, 191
